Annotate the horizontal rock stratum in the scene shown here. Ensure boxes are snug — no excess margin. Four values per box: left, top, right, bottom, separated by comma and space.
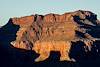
0, 10, 100, 62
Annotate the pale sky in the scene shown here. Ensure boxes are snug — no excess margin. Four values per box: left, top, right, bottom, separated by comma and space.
0, 0, 100, 26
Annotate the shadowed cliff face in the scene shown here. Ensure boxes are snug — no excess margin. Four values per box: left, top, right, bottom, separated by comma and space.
0, 10, 100, 65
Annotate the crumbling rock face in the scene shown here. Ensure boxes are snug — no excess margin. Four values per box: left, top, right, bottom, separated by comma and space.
2, 10, 100, 62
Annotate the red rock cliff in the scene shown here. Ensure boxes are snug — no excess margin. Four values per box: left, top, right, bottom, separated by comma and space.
10, 10, 100, 51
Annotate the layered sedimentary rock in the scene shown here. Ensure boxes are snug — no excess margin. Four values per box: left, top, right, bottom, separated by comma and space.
1, 10, 100, 62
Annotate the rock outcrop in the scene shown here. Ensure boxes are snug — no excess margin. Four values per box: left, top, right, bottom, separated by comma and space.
0, 10, 100, 62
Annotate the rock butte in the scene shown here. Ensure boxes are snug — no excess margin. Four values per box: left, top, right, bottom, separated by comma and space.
1, 10, 100, 62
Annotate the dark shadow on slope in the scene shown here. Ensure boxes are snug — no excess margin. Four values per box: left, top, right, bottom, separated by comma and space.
87, 26, 100, 38
86, 14, 97, 25
73, 15, 100, 38
70, 41, 86, 61
73, 16, 85, 25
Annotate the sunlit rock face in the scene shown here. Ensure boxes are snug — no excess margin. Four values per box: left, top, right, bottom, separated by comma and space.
1, 10, 100, 62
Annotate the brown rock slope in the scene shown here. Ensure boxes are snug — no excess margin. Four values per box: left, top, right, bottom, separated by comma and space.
1, 10, 100, 62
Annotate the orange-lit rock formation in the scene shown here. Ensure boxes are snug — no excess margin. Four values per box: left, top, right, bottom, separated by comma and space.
7, 10, 100, 62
